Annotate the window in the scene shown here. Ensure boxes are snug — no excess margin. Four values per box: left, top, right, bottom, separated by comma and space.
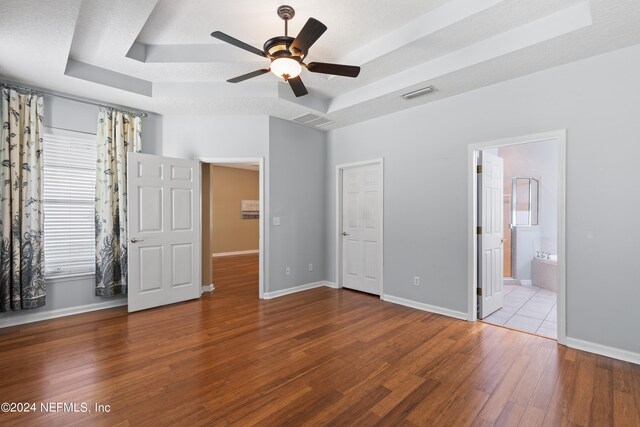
43, 128, 96, 277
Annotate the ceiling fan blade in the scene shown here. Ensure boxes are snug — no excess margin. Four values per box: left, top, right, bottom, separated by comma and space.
211, 31, 267, 58
306, 62, 360, 78
290, 18, 327, 55
288, 76, 308, 97
227, 68, 271, 83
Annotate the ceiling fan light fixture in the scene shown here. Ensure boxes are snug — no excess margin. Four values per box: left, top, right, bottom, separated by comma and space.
213, 6, 359, 96
270, 57, 302, 79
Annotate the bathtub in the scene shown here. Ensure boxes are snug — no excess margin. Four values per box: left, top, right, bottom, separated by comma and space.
532, 255, 557, 292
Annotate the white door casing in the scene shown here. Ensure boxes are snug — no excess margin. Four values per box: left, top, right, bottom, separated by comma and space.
478, 151, 504, 318
127, 153, 201, 312
341, 163, 382, 295
468, 130, 566, 343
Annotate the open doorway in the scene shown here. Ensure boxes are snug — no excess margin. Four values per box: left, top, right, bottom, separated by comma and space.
468, 131, 566, 343
201, 158, 264, 299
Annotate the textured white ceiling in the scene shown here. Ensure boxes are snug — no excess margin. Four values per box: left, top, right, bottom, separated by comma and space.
1, 0, 640, 130
137, 0, 450, 61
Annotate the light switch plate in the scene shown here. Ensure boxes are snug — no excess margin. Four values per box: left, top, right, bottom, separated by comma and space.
272, 216, 281, 226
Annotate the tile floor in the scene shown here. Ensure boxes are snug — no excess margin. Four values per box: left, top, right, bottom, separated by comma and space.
482, 284, 557, 339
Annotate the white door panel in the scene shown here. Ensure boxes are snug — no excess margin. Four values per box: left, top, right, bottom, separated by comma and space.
128, 153, 200, 312
342, 163, 382, 295
478, 151, 504, 318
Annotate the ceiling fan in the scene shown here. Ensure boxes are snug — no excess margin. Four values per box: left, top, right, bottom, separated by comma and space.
211, 5, 360, 97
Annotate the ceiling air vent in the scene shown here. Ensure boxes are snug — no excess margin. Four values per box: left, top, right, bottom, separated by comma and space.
292, 113, 334, 128
402, 86, 436, 100
293, 113, 320, 124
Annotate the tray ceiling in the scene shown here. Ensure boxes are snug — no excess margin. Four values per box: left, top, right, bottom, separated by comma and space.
1, 0, 639, 130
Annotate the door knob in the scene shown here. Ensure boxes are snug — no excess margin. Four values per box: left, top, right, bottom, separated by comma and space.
130, 238, 144, 243
342, 232, 349, 236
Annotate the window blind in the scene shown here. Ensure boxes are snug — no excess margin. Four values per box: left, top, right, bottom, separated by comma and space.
43, 129, 97, 277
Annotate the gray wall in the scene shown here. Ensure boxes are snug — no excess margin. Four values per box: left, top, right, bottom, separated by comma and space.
161, 115, 328, 294
268, 117, 327, 291
161, 114, 271, 291
44, 95, 99, 134
161, 115, 269, 160
327, 43, 640, 354
43, 95, 163, 155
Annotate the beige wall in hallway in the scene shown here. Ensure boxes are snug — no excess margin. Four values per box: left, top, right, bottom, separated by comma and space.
210, 165, 259, 254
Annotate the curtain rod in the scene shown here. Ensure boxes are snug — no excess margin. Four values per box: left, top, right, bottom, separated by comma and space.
0, 80, 149, 118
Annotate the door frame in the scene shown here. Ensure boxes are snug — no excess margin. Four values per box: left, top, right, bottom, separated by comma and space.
200, 157, 266, 299
467, 130, 567, 344
335, 158, 384, 296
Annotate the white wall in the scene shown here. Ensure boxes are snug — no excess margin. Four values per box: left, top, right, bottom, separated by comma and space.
327, 44, 640, 355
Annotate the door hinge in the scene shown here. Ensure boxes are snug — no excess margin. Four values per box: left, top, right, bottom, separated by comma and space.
476, 226, 482, 235
476, 165, 482, 174
477, 288, 482, 296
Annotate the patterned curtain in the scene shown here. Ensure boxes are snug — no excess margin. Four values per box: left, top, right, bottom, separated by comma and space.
95, 110, 141, 297
0, 87, 45, 311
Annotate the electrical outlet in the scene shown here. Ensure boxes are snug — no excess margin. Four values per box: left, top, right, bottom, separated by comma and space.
272, 217, 281, 226
413, 276, 420, 286
285, 267, 291, 275
309, 263, 313, 272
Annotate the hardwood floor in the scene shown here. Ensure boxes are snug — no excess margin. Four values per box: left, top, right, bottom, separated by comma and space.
211, 253, 259, 299
1, 255, 639, 426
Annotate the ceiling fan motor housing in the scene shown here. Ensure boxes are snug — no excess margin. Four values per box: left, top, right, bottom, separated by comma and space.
264, 36, 304, 62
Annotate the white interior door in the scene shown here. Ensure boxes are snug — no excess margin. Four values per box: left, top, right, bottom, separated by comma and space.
127, 153, 201, 312
341, 163, 382, 295
478, 151, 504, 318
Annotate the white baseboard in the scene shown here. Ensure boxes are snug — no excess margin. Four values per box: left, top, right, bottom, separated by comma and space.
201, 284, 215, 293
381, 294, 468, 321
212, 250, 259, 257
324, 281, 339, 289
565, 337, 640, 365
263, 281, 336, 299
0, 299, 127, 329
520, 279, 533, 286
